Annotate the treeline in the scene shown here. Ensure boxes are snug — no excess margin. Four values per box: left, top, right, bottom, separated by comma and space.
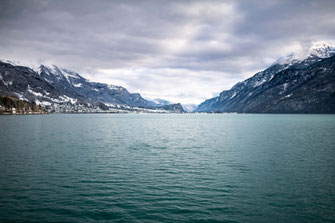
0, 94, 45, 114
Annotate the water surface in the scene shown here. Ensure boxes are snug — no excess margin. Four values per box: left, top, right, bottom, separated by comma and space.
0, 114, 334, 222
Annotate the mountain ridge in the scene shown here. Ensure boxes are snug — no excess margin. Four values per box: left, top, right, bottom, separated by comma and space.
196, 44, 335, 113
0, 61, 185, 113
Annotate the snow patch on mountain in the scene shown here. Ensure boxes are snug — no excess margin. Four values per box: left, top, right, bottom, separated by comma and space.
309, 42, 335, 58
73, 83, 82, 88
61, 69, 80, 83
13, 92, 28, 101
273, 41, 335, 66
28, 85, 43, 97
109, 85, 123, 90
253, 77, 267, 87
274, 53, 300, 66
59, 95, 77, 104
230, 92, 237, 99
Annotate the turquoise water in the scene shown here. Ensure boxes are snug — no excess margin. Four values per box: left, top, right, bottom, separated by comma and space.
0, 114, 334, 222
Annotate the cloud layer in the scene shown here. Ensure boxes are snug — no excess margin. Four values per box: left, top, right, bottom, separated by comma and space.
1, 0, 335, 104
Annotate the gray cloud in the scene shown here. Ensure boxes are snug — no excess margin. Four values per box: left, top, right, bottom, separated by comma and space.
1, 0, 335, 104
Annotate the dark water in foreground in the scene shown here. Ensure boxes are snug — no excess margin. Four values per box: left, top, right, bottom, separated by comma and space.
0, 114, 334, 222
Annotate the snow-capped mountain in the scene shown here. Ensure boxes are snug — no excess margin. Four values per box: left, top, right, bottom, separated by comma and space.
196, 44, 335, 113
182, 104, 197, 112
38, 64, 156, 108
148, 98, 171, 106
0, 62, 185, 113
273, 43, 335, 68
309, 43, 335, 58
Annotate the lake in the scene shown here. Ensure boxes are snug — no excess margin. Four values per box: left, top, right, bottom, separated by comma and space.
0, 114, 334, 222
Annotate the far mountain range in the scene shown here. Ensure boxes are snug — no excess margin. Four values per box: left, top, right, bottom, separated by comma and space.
0, 62, 185, 113
1, 44, 335, 114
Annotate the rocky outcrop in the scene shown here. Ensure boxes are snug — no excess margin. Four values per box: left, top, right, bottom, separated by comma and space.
159, 103, 185, 113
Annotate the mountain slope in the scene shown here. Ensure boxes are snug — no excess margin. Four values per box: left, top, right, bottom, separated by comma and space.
0, 62, 185, 113
38, 65, 156, 108
196, 45, 335, 113
0, 62, 66, 105
240, 56, 335, 113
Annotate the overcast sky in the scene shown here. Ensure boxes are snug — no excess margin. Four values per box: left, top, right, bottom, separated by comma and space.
1, 0, 335, 104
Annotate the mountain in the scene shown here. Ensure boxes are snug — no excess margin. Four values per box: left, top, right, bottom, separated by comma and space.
182, 104, 197, 112
0, 62, 185, 113
159, 103, 185, 113
196, 44, 335, 113
148, 98, 171, 106
38, 65, 154, 108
